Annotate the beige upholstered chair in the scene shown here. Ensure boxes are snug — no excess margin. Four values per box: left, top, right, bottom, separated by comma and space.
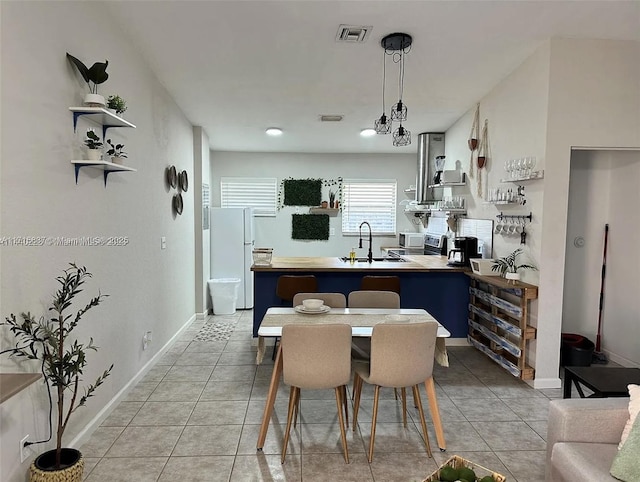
348, 290, 401, 362
272, 275, 319, 359
280, 323, 352, 464
292, 292, 346, 308
348, 290, 400, 309
352, 321, 438, 462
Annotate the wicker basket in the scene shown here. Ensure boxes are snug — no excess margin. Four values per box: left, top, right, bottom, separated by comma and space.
423, 455, 506, 482
252, 248, 273, 266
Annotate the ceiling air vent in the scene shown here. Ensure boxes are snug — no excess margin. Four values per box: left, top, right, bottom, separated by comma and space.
335, 25, 372, 43
319, 115, 344, 122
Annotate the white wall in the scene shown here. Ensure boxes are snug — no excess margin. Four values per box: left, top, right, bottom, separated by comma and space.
538, 38, 640, 385
210, 151, 420, 257
564, 150, 640, 366
444, 38, 640, 387
0, 3, 196, 480
193, 126, 211, 316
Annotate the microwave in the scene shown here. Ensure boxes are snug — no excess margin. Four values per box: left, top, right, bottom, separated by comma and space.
398, 232, 425, 248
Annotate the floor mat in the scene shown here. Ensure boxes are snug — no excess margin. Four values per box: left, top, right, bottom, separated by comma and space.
194, 317, 239, 342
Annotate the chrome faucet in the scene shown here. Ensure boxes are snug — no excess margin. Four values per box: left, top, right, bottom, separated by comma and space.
359, 221, 373, 263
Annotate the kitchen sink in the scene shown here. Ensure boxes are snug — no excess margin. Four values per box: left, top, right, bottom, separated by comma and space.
338, 256, 407, 263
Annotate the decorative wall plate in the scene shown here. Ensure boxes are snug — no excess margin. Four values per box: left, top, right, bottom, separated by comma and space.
179, 170, 188, 192
166, 165, 177, 188
172, 193, 183, 215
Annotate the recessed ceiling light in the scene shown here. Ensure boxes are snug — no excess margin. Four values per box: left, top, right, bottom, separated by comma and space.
266, 128, 283, 136
360, 128, 376, 137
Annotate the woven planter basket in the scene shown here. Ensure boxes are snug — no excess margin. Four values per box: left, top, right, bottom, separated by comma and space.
29, 449, 84, 482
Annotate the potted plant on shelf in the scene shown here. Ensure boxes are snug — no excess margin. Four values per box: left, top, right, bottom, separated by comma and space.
106, 139, 127, 165
106, 95, 127, 115
329, 190, 336, 208
84, 129, 103, 161
0, 263, 113, 482
66, 53, 109, 107
491, 248, 537, 282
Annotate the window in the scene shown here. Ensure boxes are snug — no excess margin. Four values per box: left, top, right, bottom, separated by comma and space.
220, 177, 277, 217
341, 179, 397, 235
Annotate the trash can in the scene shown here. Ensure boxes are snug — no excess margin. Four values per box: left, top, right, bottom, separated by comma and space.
561, 333, 594, 367
208, 278, 241, 315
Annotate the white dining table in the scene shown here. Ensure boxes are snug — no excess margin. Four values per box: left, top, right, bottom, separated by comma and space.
255, 307, 451, 452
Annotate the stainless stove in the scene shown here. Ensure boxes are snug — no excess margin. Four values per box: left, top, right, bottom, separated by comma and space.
424, 233, 447, 255
387, 233, 447, 258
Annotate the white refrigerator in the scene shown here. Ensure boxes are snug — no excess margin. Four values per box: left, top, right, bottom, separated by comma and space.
210, 207, 255, 309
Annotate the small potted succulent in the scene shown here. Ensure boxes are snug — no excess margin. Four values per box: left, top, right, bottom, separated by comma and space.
84, 129, 103, 161
66, 53, 109, 107
1, 263, 113, 482
491, 248, 537, 282
106, 139, 127, 165
106, 95, 127, 115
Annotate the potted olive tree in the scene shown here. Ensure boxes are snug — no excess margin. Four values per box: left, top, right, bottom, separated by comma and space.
1, 264, 113, 482
66, 53, 109, 107
491, 248, 537, 282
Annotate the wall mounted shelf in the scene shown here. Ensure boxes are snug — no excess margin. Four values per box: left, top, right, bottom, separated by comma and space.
71, 160, 136, 186
69, 107, 136, 137
500, 170, 544, 183
309, 207, 339, 216
427, 181, 466, 188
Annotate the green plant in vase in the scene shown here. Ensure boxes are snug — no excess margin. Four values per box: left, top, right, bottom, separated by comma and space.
66, 53, 109, 107
106, 95, 127, 115
329, 190, 336, 208
491, 248, 537, 282
1, 263, 113, 481
84, 129, 103, 161
106, 139, 127, 165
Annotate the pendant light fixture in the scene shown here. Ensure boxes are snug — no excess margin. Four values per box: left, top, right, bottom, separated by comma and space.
376, 32, 412, 147
374, 48, 391, 135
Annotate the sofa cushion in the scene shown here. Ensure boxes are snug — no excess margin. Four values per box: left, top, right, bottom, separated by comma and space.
552, 442, 618, 482
611, 414, 640, 481
619, 384, 640, 449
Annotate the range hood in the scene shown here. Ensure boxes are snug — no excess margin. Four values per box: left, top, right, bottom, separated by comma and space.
415, 132, 445, 204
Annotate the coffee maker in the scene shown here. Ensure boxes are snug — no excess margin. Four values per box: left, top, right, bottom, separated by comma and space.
447, 236, 480, 267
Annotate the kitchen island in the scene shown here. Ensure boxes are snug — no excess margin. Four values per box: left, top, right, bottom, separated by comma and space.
251, 255, 470, 338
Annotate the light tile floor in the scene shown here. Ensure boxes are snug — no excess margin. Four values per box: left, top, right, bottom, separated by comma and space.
81, 311, 560, 481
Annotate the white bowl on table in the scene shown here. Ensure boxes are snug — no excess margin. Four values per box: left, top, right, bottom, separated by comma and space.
302, 299, 324, 311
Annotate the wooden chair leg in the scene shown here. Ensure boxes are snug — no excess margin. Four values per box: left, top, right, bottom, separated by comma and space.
368, 385, 380, 463
412, 384, 432, 458
352, 373, 363, 431
282, 386, 298, 463
335, 386, 350, 463
401, 387, 407, 428
293, 385, 300, 428
271, 337, 279, 361
341, 385, 349, 428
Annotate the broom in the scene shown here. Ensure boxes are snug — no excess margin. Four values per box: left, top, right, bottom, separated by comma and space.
593, 224, 609, 364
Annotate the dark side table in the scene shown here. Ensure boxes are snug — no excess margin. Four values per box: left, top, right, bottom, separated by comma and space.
563, 366, 640, 398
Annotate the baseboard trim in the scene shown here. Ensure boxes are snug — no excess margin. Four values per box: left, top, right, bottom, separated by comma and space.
604, 350, 640, 368
69, 313, 196, 448
446, 338, 471, 346
533, 377, 562, 389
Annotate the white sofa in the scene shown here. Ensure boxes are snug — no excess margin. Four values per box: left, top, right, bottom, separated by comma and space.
546, 397, 630, 482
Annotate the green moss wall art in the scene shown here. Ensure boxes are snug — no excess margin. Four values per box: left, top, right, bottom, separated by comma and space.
292, 214, 330, 240
283, 178, 322, 206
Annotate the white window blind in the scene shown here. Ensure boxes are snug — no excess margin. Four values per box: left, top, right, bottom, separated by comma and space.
341, 179, 397, 235
220, 177, 277, 217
